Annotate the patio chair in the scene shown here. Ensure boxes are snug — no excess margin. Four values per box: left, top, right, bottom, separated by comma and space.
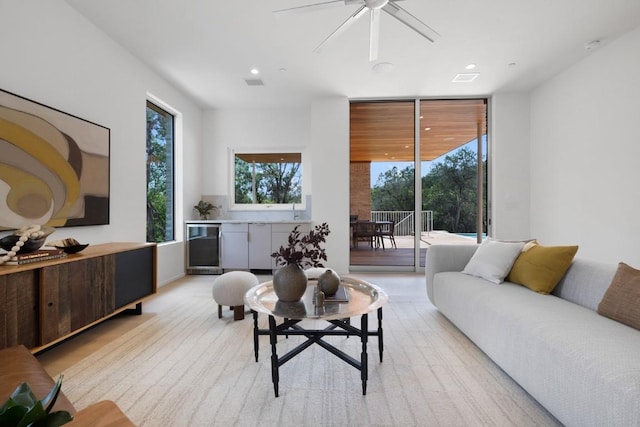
377, 220, 396, 249
353, 221, 378, 248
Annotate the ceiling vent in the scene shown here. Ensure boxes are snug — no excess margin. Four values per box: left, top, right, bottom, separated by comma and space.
244, 78, 264, 86
452, 73, 479, 83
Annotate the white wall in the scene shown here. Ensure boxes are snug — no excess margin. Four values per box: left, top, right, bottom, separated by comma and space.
201, 99, 350, 273
201, 107, 311, 197
0, 0, 203, 285
490, 93, 531, 240
311, 97, 350, 275
530, 25, 640, 265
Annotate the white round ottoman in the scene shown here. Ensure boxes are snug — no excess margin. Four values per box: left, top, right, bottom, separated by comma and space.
212, 271, 259, 320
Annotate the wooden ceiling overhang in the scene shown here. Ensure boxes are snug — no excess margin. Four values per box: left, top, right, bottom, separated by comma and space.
350, 99, 487, 163
235, 153, 301, 163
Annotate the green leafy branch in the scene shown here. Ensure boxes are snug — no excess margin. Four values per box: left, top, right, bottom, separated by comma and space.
0, 375, 73, 427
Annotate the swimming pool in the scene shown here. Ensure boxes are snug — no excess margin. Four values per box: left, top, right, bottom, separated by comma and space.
455, 232, 487, 239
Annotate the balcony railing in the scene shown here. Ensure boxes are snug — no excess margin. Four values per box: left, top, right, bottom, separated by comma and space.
370, 211, 433, 237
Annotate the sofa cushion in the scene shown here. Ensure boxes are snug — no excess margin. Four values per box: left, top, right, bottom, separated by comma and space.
506, 243, 578, 294
432, 271, 640, 426
462, 238, 524, 284
553, 258, 617, 311
598, 262, 640, 330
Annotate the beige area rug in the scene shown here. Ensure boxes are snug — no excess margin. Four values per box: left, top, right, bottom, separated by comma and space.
58, 276, 560, 426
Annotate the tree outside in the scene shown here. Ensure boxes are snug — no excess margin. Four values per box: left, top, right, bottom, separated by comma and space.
422, 147, 486, 233
371, 145, 486, 234
234, 157, 302, 204
146, 104, 174, 243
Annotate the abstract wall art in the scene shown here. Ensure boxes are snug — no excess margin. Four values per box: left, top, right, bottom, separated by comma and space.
0, 89, 110, 229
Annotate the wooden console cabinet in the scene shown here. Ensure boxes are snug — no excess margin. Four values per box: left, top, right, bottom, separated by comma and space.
0, 242, 156, 352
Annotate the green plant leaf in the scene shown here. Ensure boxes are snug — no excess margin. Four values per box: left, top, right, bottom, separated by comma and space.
1, 395, 19, 414
0, 379, 72, 427
16, 401, 46, 427
9, 383, 38, 409
32, 410, 73, 427
41, 376, 63, 413
0, 405, 28, 426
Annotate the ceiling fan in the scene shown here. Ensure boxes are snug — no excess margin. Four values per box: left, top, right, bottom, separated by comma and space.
274, 0, 440, 61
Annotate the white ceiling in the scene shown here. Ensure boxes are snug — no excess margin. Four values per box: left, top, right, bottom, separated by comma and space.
65, 0, 640, 109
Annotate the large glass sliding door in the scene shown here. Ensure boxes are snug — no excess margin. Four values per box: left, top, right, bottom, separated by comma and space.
349, 98, 487, 270
350, 101, 416, 268
419, 99, 488, 247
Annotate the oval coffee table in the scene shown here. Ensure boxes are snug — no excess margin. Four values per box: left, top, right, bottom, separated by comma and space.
245, 275, 388, 397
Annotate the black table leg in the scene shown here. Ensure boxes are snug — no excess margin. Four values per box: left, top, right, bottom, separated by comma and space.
252, 310, 259, 362
250, 305, 383, 397
269, 315, 280, 397
361, 313, 368, 395
377, 307, 384, 362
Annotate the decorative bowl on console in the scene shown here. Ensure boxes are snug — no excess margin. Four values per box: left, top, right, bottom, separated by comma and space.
50, 238, 90, 254
0, 226, 55, 254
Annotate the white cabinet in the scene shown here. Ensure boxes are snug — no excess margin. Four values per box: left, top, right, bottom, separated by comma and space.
248, 223, 272, 269
220, 223, 248, 270
271, 223, 310, 269
220, 222, 311, 271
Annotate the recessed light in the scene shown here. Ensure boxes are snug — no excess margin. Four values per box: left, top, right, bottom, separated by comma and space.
465, 63, 476, 70
424, 127, 431, 131
444, 137, 455, 141
419, 115, 424, 119
404, 145, 409, 149
250, 68, 260, 75
452, 73, 479, 83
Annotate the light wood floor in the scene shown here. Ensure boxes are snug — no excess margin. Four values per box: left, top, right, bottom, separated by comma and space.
36, 272, 428, 376
36, 278, 187, 376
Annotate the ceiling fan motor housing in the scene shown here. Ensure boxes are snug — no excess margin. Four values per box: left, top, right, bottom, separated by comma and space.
365, 0, 390, 10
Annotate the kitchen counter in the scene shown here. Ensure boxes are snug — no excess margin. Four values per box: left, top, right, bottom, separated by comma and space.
184, 221, 311, 273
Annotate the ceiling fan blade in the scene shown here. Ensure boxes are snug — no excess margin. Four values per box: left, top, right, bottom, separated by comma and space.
313, 5, 368, 53
369, 9, 381, 61
382, 1, 440, 43
274, 0, 362, 16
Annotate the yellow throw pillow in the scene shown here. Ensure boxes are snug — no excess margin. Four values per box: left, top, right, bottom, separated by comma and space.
506, 243, 578, 294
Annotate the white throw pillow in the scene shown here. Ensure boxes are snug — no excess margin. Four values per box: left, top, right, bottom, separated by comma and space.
462, 238, 525, 284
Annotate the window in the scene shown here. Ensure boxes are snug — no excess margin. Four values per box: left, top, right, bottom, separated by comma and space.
146, 101, 175, 242
231, 150, 303, 208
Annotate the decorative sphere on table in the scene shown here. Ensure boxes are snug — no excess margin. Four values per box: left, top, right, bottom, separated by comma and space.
318, 269, 341, 296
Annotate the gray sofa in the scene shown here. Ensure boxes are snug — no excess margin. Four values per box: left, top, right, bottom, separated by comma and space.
425, 244, 640, 427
